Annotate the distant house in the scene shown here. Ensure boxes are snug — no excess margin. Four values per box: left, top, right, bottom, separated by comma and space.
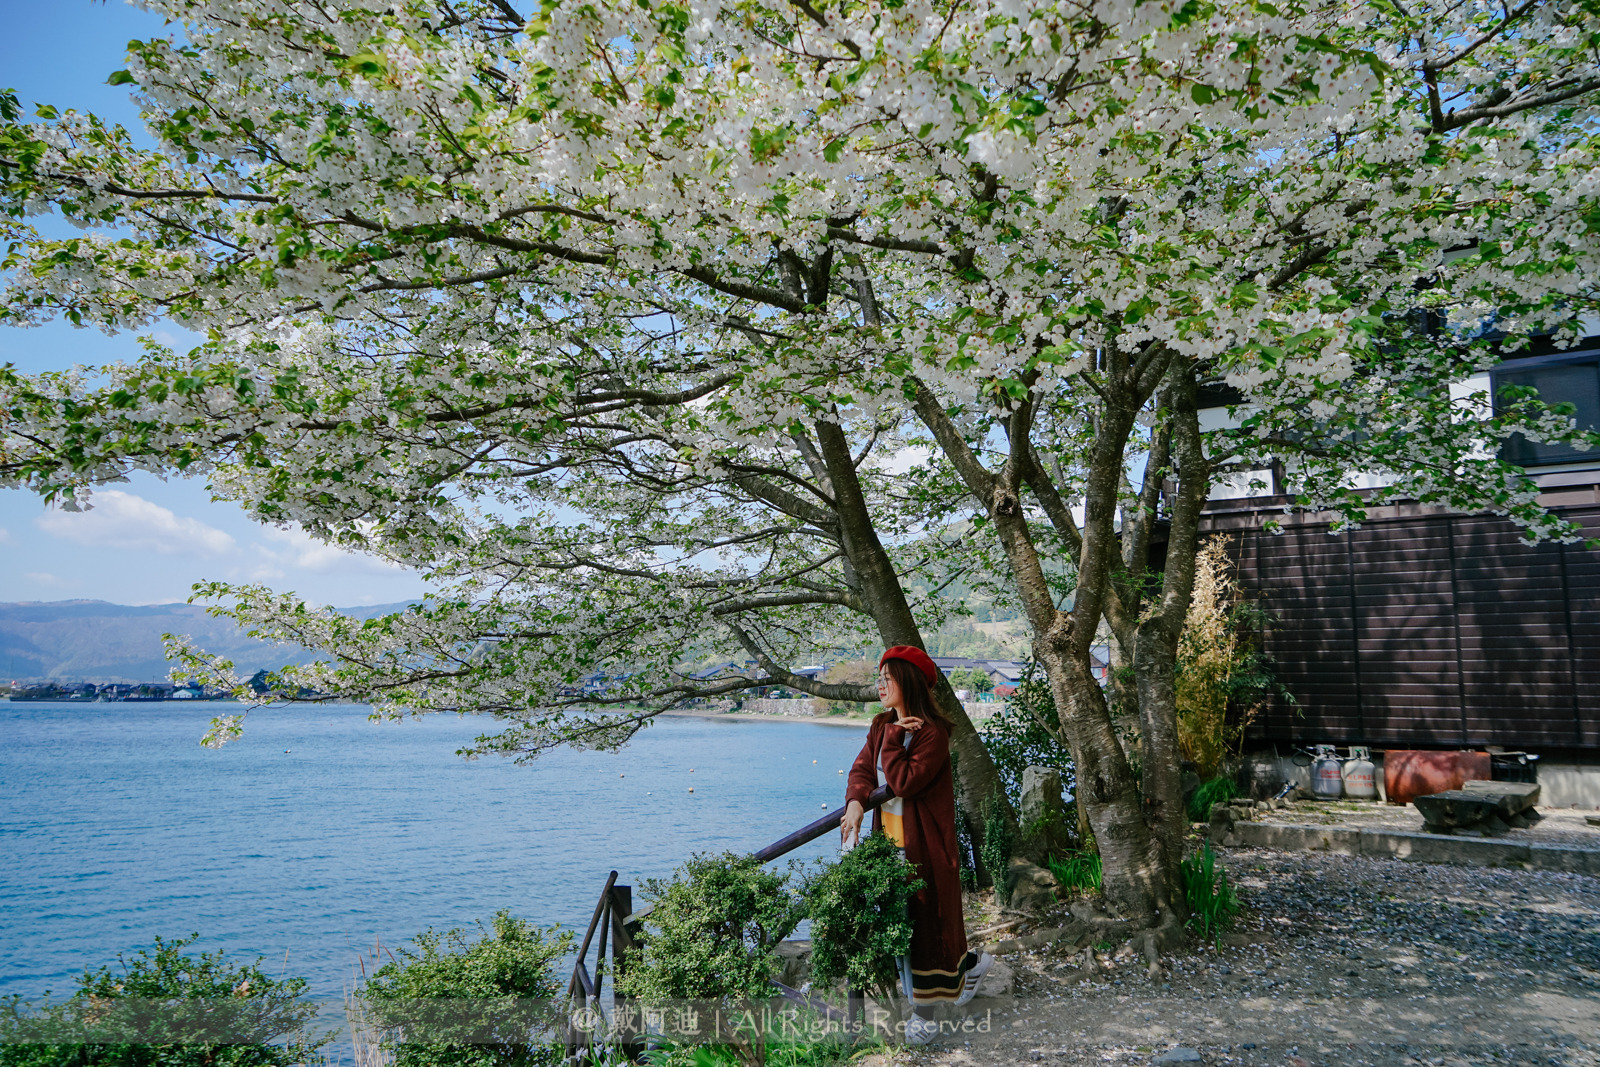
1198, 332, 1600, 762
932, 652, 1110, 697
930, 656, 1020, 682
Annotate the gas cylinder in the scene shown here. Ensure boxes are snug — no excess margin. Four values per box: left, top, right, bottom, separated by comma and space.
1311, 745, 1345, 800
1342, 746, 1377, 800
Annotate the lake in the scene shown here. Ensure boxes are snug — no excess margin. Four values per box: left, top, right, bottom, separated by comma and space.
0, 702, 870, 997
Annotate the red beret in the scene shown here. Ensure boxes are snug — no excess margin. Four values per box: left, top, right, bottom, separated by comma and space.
878, 645, 940, 687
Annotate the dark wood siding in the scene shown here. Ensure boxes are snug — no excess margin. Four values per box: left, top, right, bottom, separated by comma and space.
1566, 509, 1600, 749
1210, 503, 1600, 751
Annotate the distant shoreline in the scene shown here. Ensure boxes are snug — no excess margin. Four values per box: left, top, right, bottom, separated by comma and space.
657, 708, 872, 728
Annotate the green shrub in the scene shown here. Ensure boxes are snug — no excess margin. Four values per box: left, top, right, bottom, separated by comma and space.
979, 788, 1014, 890
1046, 850, 1102, 895
1180, 844, 1240, 946
976, 670, 1075, 809
978, 788, 1014, 891
1187, 777, 1238, 822
803, 833, 922, 1005
949, 750, 978, 891
947, 668, 993, 695
0, 934, 328, 1067
642, 1020, 872, 1067
619, 853, 803, 1003
619, 854, 805, 1067
359, 911, 571, 1067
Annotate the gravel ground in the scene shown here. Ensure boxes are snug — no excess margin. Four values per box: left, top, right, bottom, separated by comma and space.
885, 847, 1600, 1067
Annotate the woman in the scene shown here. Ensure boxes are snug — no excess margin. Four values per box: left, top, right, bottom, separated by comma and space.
840, 645, 992, 1043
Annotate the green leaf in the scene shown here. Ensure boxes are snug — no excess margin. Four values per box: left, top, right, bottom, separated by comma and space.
107, 70, 136, 86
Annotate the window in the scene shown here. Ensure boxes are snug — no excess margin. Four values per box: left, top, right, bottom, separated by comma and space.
1492, 356, 1600, 467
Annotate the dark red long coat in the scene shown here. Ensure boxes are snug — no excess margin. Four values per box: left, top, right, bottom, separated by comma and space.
845, 711, 968, 978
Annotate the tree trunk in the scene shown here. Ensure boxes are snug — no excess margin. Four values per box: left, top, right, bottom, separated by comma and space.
1034, 619, 1166, 923
1132, 364, 1210, 910
911, 372, 1171, 924
1053, 380, 1171, 925
811, 420, 1017, 843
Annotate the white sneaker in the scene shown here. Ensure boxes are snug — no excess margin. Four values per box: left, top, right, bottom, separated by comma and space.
954, 952, 994, 1007
904, 1013, 940, 1046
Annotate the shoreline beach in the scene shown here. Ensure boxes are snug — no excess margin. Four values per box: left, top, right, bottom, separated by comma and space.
656, 708, 873, 728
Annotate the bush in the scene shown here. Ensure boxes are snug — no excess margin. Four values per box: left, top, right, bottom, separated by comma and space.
947, 668, 993, 696
1180, 844, 1240, 946
617, 853, 803, 1003
1045, 851, 1102, 895
1175, 539, 1283, 779
619, 854, 805, 1067
978, 788, 1014, 891
642, 1023, 870, 1067
803, 833, 922, 1005
359, 911, 571, 1067
0, 934, 328, 1067
976, 669, 1076, 815
1187, 777, 1238, 823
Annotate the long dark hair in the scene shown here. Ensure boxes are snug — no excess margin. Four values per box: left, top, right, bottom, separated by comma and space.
882, 656, 950, 729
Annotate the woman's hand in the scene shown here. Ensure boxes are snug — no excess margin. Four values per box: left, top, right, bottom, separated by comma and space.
894, 715, 925, 733
840, 799, 865, 846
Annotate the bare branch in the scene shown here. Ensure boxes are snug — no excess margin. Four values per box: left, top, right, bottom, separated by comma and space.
725, 621, 877, 701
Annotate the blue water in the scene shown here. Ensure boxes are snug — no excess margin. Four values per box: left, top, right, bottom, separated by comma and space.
0, 703, 868, 997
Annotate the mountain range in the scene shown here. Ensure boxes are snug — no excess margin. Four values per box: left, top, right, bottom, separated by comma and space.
0, 600, 417, 684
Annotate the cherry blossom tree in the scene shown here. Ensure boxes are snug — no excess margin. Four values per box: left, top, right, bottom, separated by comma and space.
4, 0, 1599, 928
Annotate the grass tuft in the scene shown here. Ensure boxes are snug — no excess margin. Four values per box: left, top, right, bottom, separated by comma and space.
1180, 843, 1240, 945
1047, 849, 1103, 895
1187, 777, 1238, 822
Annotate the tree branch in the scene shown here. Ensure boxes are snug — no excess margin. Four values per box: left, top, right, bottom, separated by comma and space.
1435, 77, 1600, 132
725, 622, 878, 701
909, 378, 997, 499
711, 590, 868, 616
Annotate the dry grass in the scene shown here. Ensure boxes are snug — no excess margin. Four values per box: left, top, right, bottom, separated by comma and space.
1175, 537, 1258, 780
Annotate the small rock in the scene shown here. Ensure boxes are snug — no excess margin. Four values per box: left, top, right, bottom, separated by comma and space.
975, 957, 1015, 998
1208, 804, 1237, 846
1154, 1049, 1203, 1064
1003, 856, 1059, 914
775, 939, 813, 988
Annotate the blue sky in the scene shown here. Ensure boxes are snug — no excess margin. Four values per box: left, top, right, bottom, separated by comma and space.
0, 3, 428, 607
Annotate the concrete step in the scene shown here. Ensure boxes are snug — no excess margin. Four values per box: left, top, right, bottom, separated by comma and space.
1221, 820, 1600, 873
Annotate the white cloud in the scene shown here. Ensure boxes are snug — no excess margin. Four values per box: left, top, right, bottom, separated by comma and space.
0, 527, 12, 545
25, 571, 79, 588
867, 445, 931, 476
257, 526, 401, 575
35, 490, 237, 557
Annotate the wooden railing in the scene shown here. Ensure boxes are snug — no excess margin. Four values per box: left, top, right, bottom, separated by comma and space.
563, 785, 894, 1062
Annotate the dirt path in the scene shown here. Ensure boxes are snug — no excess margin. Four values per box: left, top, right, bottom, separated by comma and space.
898, 848, 1599, 1066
